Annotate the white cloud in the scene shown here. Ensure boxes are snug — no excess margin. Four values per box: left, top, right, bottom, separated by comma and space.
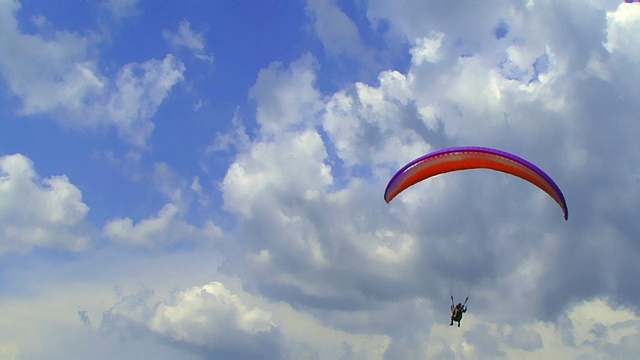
506, 326, 543, 352
150, 282, 275, 343
205, 109, 251, 155
99, 159, 223, 248
220, 56, 443, 346
249, 54, 322, 138
152, 162, 186, 203
0, 1, 185, 147
4, 1, 640, 358
414, 297, 640, 359
190, 176, 209, 206
322, 69, 428, 167
604, 3, 640, 62
101, 281, 285, 358
306, 0, 366, 58
164, 19, 204, 51
106, 55, 186, 147
102, 0, 141, 20
0, 0, 100, 112
411, 32, 445, 65
223, 128, 332, 218
103, 203, 222, 247
215, 1, 640, 357
0, 154, 92, 255
163, 19, 214, 63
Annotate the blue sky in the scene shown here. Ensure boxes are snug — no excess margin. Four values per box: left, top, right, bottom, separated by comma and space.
2, 0, 640, 358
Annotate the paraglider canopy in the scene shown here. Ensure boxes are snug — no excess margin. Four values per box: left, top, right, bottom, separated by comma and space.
384, 146, 568, 220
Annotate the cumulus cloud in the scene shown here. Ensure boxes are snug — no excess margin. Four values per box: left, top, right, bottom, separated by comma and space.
410, 32, 445, 65
222, 128, 332, 217
205, 110, 251, 155
221, 55, 442, 356
213, 1, 640, 357
604, 3, 640, 62
557, 298, 640, 358
463, 324, 506, 358
100, 159, 224, 248
5, 0, 640, 358
0, 154, 92, 255
322, 69, 428, 167
104, 56, 185, 146
150, 282, 277, 346
101, 282, 285, 359
103, 203, 222, 247
506, 326, 543, 352
306, 0, 366, 58
249, 54, 322, 138
0, 0, 185, 147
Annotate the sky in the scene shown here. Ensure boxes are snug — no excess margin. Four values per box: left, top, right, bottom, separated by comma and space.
1, 0, 640, 358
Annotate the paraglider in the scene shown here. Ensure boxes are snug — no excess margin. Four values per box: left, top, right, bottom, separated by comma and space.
450, 296, 468, 327
384, 146, 569, 327
384, 146, 568, 220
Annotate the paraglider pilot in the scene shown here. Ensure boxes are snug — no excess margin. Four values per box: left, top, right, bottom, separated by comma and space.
450, 297, 468, 327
